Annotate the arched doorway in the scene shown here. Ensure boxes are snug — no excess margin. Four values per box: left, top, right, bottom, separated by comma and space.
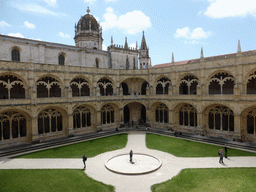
123, 102, 146, 125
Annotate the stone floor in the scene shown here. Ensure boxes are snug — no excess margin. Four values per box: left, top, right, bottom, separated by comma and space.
1, 131, 256, 192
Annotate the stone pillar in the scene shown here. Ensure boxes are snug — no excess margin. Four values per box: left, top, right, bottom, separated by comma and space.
146, 85, 149, 96
168, 109, 173, 128
31, 116, 39, 143
168, 86, 173, 96
196, 111, 204, 135
172, 85, 177, 95
96, 110, 102, 131
233, 114, 242, 141
64, 71, 70, 98
67, 113, 74, 136
146, 107, 151, 126
96, 86, 100, 96
119, 108, 124, 125
67, 105, 74, 136
120, 87, 123, 96
115, 87, 119, 96
197, 84, 201, 96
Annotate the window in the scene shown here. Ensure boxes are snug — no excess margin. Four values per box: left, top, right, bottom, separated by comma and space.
12, 49, 20, 62
96, 59, 99, 68
179, 104, 197, 127
208, 106, 234, 131
58, 54, 65, 65
73, 106, 91, 129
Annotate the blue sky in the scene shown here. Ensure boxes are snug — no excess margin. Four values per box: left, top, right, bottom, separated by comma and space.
1, 0, 256, 66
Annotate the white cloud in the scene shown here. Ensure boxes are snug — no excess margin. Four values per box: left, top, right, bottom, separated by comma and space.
30, 38, 42, 41
102, 44, 107, 51
101, 8, 151, 35
175, 27, 190, 39
0, 21, 11, 28
129, 43, 137, 49
8, 32, 24, 38
175, 27, 211, 40
11, 1, 66, 16
24, 21, 35, 29
44, 0, 57, 7
59, 32, 70, 38
204, 0, 256, 18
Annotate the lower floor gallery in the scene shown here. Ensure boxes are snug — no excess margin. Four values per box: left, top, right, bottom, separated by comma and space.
1, 99, 256, 148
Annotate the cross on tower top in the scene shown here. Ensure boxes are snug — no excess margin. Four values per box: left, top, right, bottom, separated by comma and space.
86, 7, 90, 14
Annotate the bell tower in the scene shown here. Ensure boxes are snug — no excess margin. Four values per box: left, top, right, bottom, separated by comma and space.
74, 7, 103, 50
139, 31, 151, 69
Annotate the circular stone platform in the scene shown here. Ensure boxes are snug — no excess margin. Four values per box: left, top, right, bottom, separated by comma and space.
105, 153, 162, 175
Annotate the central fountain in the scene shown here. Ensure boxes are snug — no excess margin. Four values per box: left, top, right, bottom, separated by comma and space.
105, 153, 162, 175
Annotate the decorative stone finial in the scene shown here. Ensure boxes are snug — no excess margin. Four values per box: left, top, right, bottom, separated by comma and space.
237, 40, 241, 53
172, 53, 175, 65
87, 7, 90, 14
124, 37, 128, 49
200, 47, 204, 61
111, 36, 113, 45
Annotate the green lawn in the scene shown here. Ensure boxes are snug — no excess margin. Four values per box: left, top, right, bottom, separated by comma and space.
146, 133, 256, 157
151, 167, 256, 192
16, 134, 127, 158
0, 169, 114, 192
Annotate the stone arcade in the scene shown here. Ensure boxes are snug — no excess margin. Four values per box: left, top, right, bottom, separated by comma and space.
1, 8, 256, 148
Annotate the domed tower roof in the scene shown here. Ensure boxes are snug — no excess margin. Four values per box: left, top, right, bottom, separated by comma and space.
75, 7, 99, 31
74, 7, 103, 49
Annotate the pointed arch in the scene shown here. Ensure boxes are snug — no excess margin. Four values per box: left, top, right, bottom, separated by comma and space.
155, 77, 171, 95
70, 77, 90, 97
97, 77, 113, 96
208, 72, 235, 95
0, 74, 25, 99
36, 76, 61, 98
179, 75, 198, 95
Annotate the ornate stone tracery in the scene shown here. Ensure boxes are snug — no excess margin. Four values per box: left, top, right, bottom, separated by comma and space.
97, 78, 113, 96
156, 77, 171, 95
0, 111, 26, 141
179, 104, 197, 127
36, 77, 61, 98
208, 105, 234, 132
0, 75, 25, 99
70, 78, 90, 96
247, 71, 256, 94
179, 75, 198, 95
101, 105, 114, 125
209, 72, 235, 95
38, 109, 62, 135
73, 106, 91, 129
155, 104, 168, 123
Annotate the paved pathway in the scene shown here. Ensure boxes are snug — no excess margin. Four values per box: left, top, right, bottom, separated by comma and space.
1, 131, 256, 192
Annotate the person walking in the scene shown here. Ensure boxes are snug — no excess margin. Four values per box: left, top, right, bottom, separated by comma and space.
129, 150, 133, 163
218, 149, 224, 164
82, 154, 87, 169
224, 145, 229, 158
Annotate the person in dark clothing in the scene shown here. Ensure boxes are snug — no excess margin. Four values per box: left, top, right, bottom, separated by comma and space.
218, 149, 224, 164
129, 150, 133, 163
224, 145, 229, 158
82, 154, 87, 169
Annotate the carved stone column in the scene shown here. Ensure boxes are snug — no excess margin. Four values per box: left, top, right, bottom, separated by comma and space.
96, 110, 102, 131
196, 111, 203, 135
233, 114, 242, 141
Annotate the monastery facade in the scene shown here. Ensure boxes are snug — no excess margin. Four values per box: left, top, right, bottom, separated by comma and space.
1, 8, 256, 148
